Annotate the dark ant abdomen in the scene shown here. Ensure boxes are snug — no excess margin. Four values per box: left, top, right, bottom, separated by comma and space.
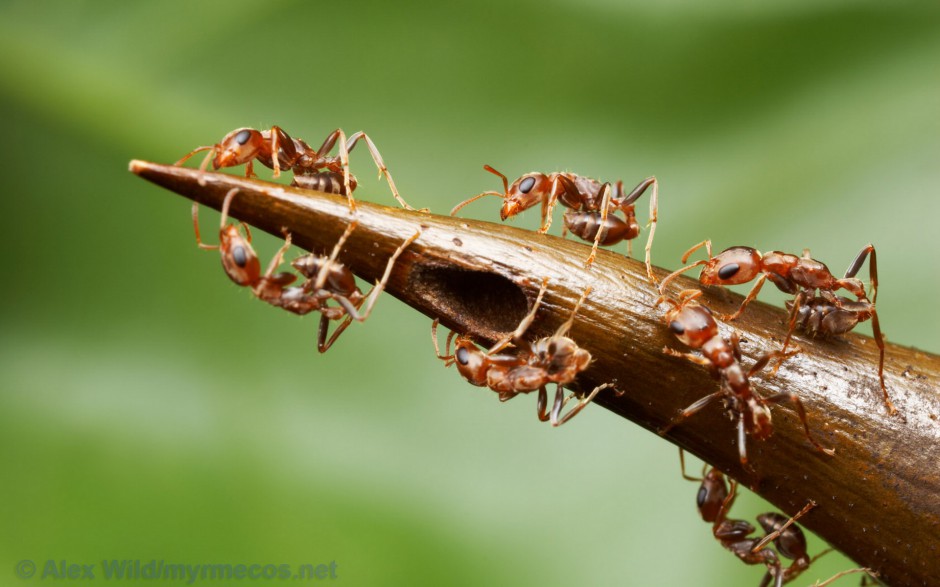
563, 211, 638, 245
292, 171, 358, 196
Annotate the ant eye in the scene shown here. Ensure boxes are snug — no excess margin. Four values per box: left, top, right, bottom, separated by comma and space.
669, 320, 685, 335
455, 346, 470, 365
519, 176, 536, 194
718, 263, 740, 280
234, 129, 252, 145
696, 485, 707, 508
232, 245, 248, 268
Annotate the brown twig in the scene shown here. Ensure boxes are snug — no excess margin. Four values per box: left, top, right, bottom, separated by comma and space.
131, 160, 940, 587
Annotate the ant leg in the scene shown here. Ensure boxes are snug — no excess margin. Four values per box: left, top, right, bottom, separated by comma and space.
736, 415, 752, 470
551, 383, 614, 426
659, 389, 725, 436
554, 286, 592, 337
350, 229, 422, 322
345, 132, 421, 211
621, 176, 659, 283
750, 501, 816, 553
431, 320, 458, 362
336, 129, 356, 213
537, 175, 566, 234
811, 568, 876, 587
870, 309, 895, 414
192, 202, 219, 250
840, 244, 893, 413
720, 274, 768, 321
762, 392, 835, 456
586, 183, 613, 267
261, 231, 295, 281
318, 313, 354, 353
678, 448, 710, 482
769, 293, 807, 375
486, 278, 549, 354
313, 221, 360, 292
536, 386, 551, 422
268, 126, 296, 178
663, 347, 714, 369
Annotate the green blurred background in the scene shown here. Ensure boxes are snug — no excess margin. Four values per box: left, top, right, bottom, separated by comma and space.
1, 1, 938, 585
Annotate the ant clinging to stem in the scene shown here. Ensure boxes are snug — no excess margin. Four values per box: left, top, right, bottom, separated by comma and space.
432, 279, 617, 426
193, 188, 421, 352
659, 240, 895, 415
176, 125, 421, 212
659, 289, 834, 469
451, 166, 658, 281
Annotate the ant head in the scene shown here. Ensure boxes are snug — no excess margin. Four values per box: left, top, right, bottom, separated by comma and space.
696, 468, 728, 523
756, 512, 808, 560
213, 128, 264, 169
218, 224, 261, 287
699, 247, 762, 286
453, 338, 489, 386
500, 172, 551, 220
665, 302, 717, 349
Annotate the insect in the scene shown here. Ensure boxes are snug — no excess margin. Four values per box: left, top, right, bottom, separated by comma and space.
175, 126, 418, 211
193, 188, 421, 352
659, 290, 834, 468
431, 280, 616, 426
680, 451, 872, 587
658, 241, 894, 415
450, 165, 658, 280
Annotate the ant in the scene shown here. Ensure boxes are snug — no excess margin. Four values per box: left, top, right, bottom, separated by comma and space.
680, 451, 873, 587
450, 165, 658, 280
431, 280, 616, 426
175, 126, 419, 211
193, 188, 421, 352
659, 241, 894, 415
659, 290, 834, 468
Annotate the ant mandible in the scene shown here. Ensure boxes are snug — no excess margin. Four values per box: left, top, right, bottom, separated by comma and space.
658, 241, 895, 415
660, 290, 834, 468
176, 125, 419, 211
193, 188, 421, 352
679, 451, 872, 587
431, 280, 616, 426
450, 166, 659, 280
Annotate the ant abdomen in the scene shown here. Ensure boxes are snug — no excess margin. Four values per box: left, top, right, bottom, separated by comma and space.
563, 210, 639, 245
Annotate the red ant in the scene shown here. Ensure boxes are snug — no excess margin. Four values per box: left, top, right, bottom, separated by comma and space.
193, 188, 421, 352
431, 280, 616, 426
176, 126, 418, 211
450, 166, 658, 280
660, 290, 834, 468
659, 241, 894, 415
680, 451, 873, 587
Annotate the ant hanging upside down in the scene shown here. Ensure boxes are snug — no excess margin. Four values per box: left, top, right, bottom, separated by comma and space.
432, 279, 617, 426
193, 188, 421, 352
659, 241, 895, 415
451, 166, 658, 280
679, 451, 871, 587
176, 125, 420, 211
659, 290, 834, 469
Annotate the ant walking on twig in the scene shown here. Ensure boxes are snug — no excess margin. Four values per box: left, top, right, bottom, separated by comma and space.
659, 290, 834, 468
176, 126, 419, 211
193, 188, 421, 352
431, 280, 616, 426
451, 166, 658, 280
658, 241, 895, 415
680, 451, 873, 587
